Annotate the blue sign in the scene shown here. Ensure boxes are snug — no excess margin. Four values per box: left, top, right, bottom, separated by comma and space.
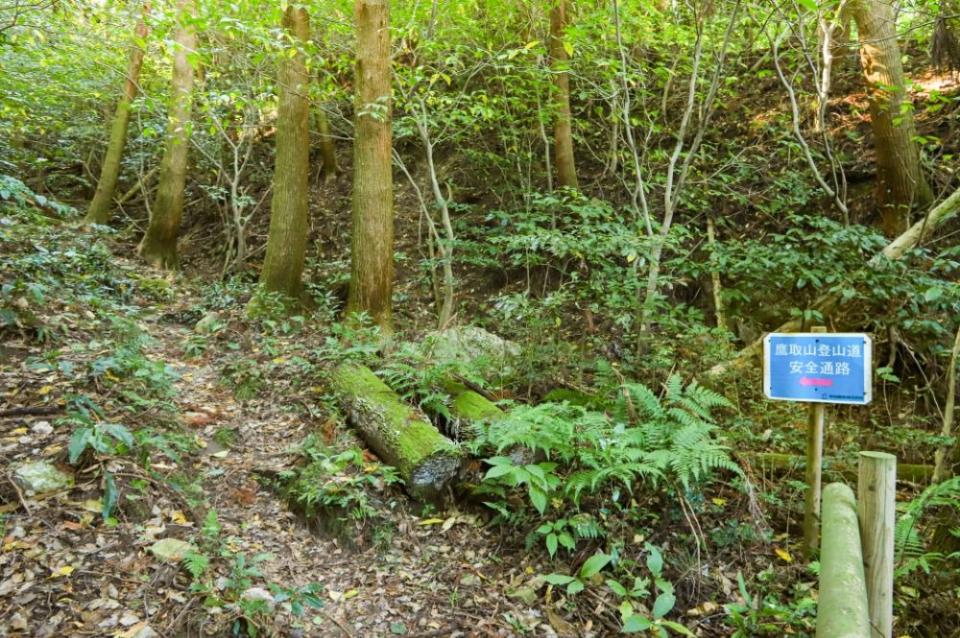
763, 333, 872, 405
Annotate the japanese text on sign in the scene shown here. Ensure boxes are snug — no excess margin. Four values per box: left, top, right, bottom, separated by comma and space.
763, 333, 872, 405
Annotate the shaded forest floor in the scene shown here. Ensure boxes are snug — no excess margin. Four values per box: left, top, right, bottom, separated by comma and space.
3, 55, 960, 638
0, 241, 578, 637
0, 186, 819, 638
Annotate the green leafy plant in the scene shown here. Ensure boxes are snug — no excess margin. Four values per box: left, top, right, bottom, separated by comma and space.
281, 436, 401, 526
724, 570, 816, 637
894, 476, 960, 578
604, 544, 693, 635
184, 510, 324, 637
67, 419, 134, 464
220, 358, 264, 401
473, 375, 739, 518
544, 551, 612, 595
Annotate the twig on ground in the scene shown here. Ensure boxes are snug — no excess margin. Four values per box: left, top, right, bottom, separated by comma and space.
5, 473, 31, 515
0, 405, 63, 418
322, 611, 354, 637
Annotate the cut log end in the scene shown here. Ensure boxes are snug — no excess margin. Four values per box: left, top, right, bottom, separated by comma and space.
410, 453, 462, 494
331, 363, 462, 500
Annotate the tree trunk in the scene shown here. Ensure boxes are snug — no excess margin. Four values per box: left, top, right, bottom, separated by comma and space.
849, 0, 933, 237
346, 0, 394, 331
331, 364, 462, 499
138, 0, 196, 269
84, 12, 148, 225
932, 0, 960, 72
258, 6, 311, 302
933, 322, 960, 482
446, 389, 537, 465
548, 0, 578, 190
708, 186, 960, 378
316, 105, 339, 182
706, 216, 726, 330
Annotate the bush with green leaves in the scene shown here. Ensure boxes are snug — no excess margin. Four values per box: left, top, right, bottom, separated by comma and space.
184, 510, 325, 637
702, 213, 960, 362
895, 476, 960, 578
280, 436, 401, 529
220, 358, 264, 401
89, 317, 178, 407
723, 569, 817, 637
471, 375, 740, 550
605, 543, 694, 636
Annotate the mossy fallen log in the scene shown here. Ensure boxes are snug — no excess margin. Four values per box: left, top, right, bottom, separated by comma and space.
446, 390, 539, 466
331, 363, 462, 499
742, 452, 934, 484
451, 390, 504, 428
816, 483, 871, 638
542, 387, 604, 409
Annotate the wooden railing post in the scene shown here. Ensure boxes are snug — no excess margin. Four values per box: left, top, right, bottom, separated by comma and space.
816, 482, 871, 638
858, 452, 896, 638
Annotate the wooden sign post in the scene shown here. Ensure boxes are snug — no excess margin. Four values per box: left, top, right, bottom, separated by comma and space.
762, 327, 873, 557
803, 328, 827, 557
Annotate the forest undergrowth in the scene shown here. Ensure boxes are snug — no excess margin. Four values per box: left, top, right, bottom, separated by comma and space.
5, 0, 960, 636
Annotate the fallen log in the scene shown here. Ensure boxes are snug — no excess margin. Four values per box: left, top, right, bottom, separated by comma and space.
709, 186, 960, 378
741, 451, 934, 484
442, 390, 544, 469
816, 483, 871, 638
331, 363, 462, 499
451, 390, 504, 428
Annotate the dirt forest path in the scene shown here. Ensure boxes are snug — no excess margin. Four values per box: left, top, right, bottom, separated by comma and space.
140, 305, 559, 637
0, 261, 563, 638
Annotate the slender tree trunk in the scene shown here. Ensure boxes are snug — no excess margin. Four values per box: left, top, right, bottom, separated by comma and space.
84, 11, 148, 225
548, 0, 578, 190
829, 7, 853, 70
933, 323, 960, 482
706, 215, 726, 330
138, 0, 196, 269
258, 6, 311, 302
316, 105, 339, 182
347, 0, 394, 331
849, 0, 933, 237
932, 0, 960, 72
415, 103, 456, 329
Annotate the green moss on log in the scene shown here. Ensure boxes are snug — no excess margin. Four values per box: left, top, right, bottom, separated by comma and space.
816, 482, 871, 638
452, 390, 504, 422
331, 363, 461, 499
448, 390, 504, 441
542, 388, 603, 408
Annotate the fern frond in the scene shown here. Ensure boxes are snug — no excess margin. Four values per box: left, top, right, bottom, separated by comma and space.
664, 375, 683, 403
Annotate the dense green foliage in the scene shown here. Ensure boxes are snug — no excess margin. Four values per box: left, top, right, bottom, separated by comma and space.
3, 0, 960, 635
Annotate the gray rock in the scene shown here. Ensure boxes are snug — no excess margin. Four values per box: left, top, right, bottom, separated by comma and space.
148, 538, 196, 564
30, 421, 53, 436
194, 311, 223, 335
423, 327, 519, 375
241, 587, 275, 610
13, 461, 72, 494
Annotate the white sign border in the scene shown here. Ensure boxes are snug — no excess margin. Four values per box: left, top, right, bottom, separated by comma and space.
763, 332, 872, 405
